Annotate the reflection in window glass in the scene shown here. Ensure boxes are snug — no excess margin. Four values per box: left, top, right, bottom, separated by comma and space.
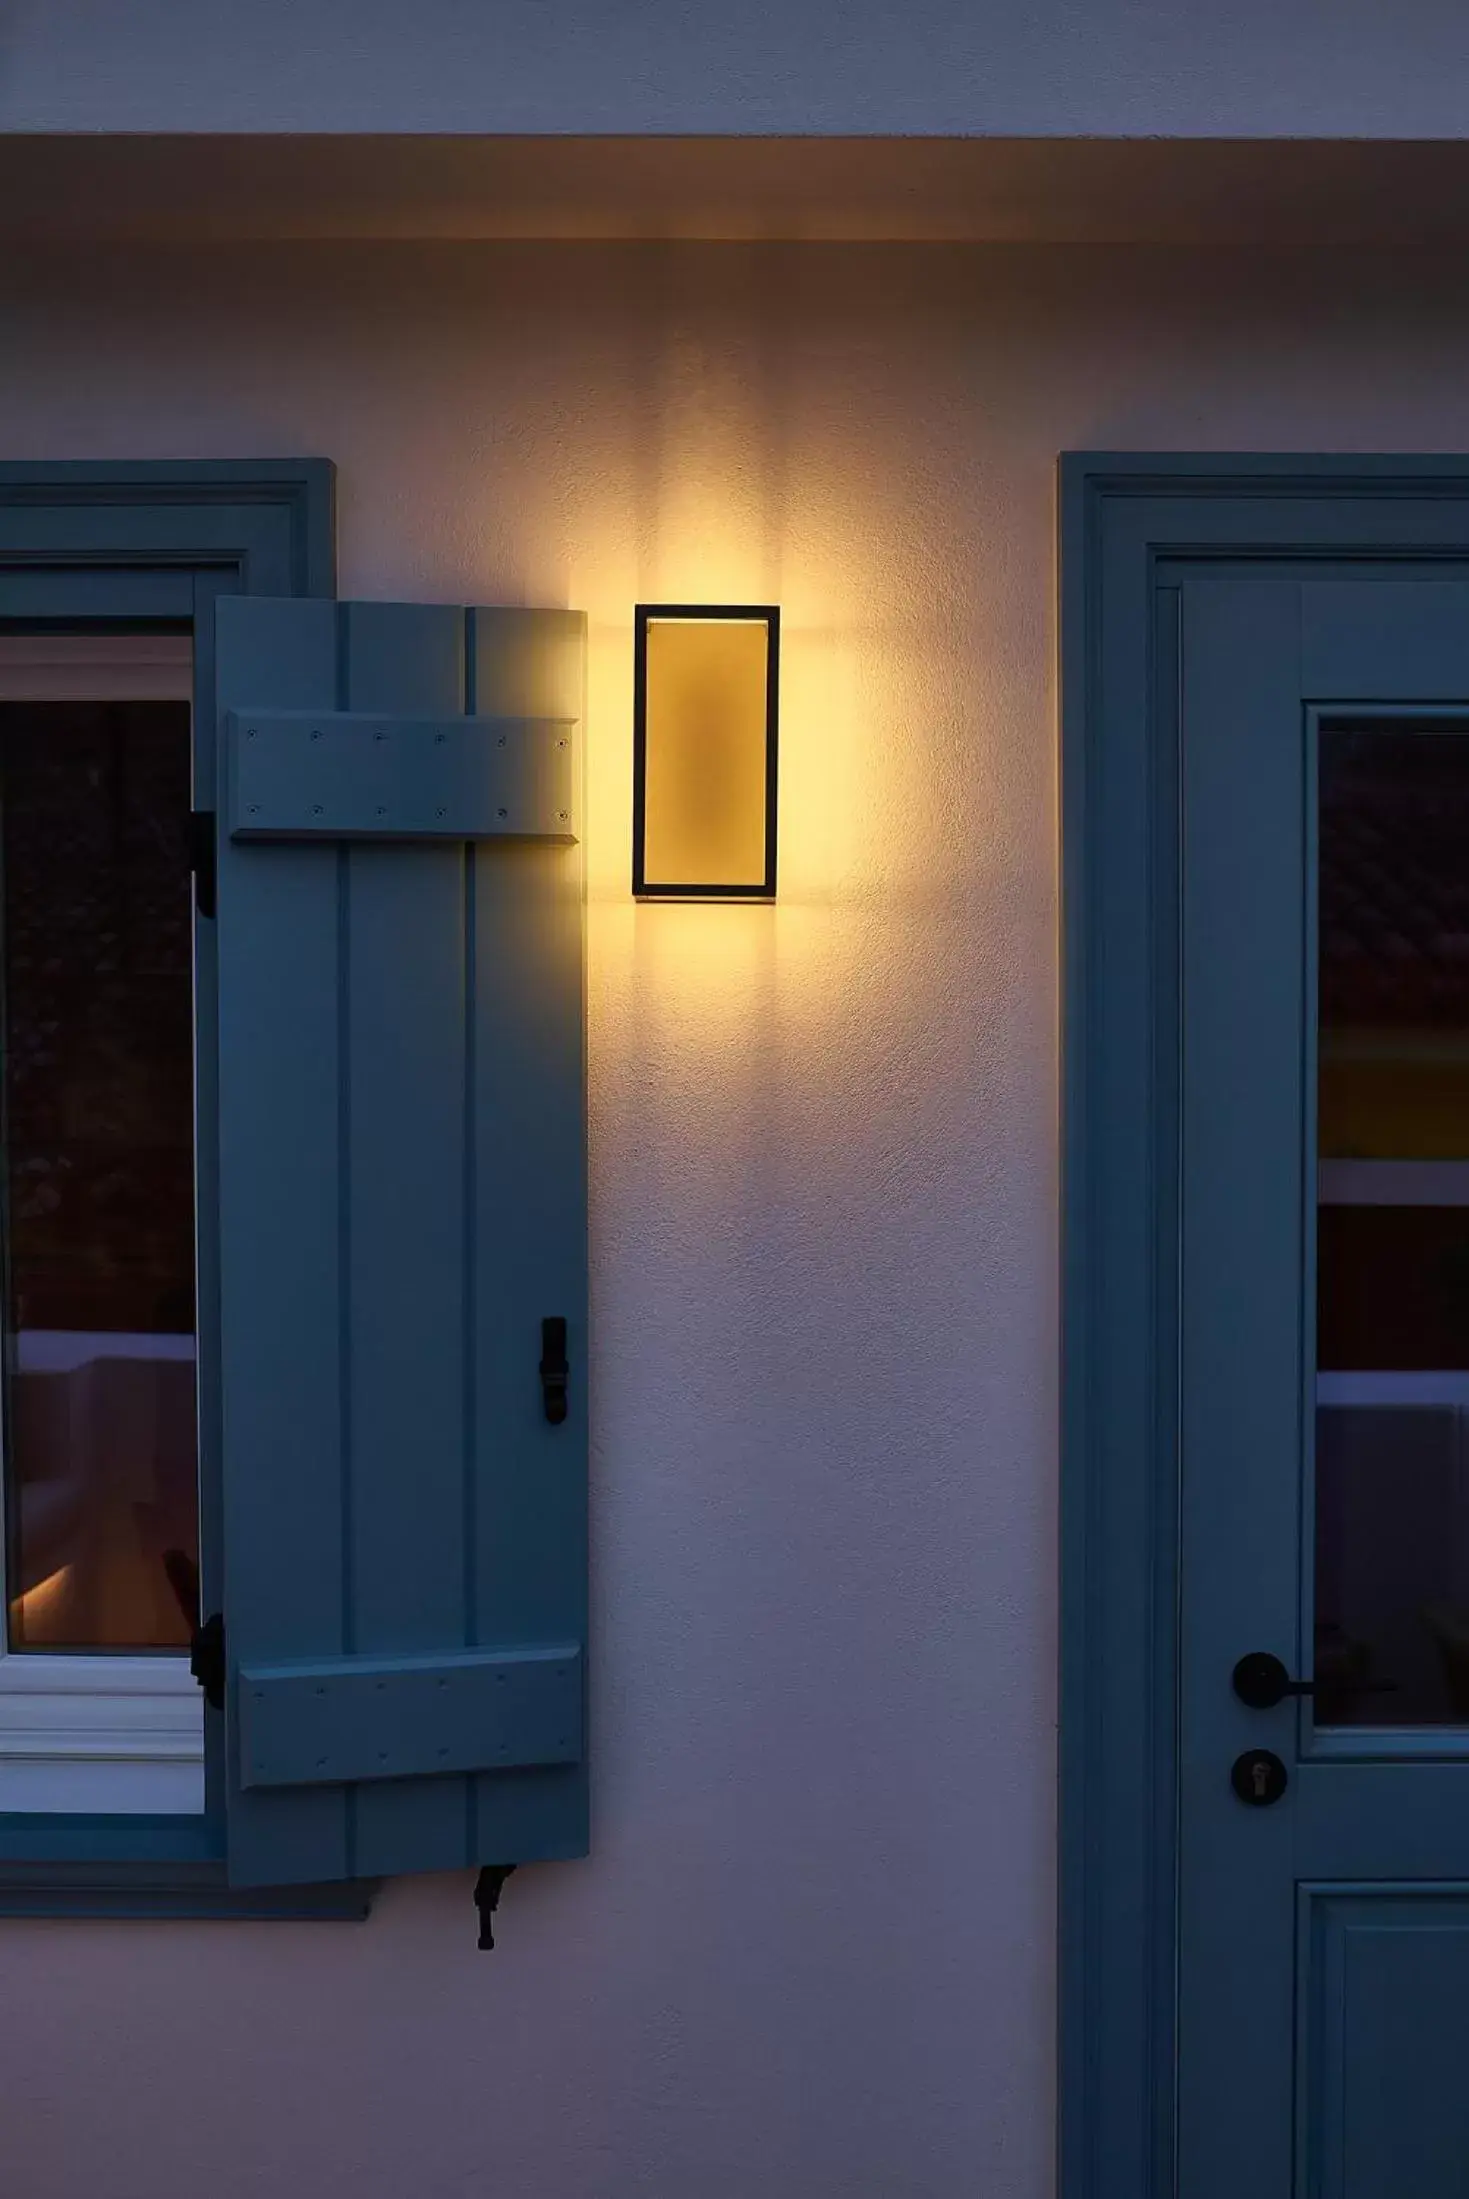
1, 698, 197, 1651
1316, 727, 1469, 1723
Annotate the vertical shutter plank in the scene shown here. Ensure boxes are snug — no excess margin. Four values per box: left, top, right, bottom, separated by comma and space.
215, 595, 349, 1886
468, 610, 590, 1862
341, 603, 473, 1878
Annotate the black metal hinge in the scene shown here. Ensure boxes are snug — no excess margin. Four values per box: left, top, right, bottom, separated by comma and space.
190, 808, 216, 919
190, 1612, 226, 1712
162, 1546, 225, 1712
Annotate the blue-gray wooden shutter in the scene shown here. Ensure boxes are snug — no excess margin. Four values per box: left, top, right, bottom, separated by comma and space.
211, 597, 587, 1886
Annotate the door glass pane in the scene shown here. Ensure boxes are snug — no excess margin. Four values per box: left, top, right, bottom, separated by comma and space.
1316, 724, 1469, 1723
0, 646, 198, 1652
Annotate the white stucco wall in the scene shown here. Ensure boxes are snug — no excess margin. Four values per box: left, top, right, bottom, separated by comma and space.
3, 0, 1469, 136
5, 238, 1469, 2198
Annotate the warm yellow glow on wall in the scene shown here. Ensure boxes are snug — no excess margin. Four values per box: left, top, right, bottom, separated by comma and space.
633, 607, 779, 900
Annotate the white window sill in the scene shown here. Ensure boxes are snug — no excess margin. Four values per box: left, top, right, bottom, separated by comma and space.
0, 1655, 203, 1813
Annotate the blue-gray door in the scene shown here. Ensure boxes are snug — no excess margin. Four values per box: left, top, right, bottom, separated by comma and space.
1177, 566, 1469, 2196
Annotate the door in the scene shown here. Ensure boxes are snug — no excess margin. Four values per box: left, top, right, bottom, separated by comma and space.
1176, 567, 1469, 2196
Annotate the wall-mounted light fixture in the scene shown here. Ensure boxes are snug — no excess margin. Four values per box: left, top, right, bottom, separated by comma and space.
632, 605, 779, 900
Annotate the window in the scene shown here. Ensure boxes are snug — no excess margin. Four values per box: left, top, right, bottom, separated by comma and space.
0, 636, 202, 1812
0, 464, 587, 1926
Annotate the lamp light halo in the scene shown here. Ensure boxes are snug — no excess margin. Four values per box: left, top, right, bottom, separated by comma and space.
631, 603, 780, 902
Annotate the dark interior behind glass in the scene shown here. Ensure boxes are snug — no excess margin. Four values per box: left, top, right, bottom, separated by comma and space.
1316, 725, 1469, 1723
1, 697, 197, 1650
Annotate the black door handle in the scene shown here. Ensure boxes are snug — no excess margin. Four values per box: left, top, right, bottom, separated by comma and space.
1233, 1651, 1315, 1709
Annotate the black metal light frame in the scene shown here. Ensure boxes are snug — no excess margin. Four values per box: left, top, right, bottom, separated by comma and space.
631, 603, 780, 901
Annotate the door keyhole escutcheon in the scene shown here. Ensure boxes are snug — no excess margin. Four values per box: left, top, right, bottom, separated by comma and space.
1231, 1749, 1288, 1807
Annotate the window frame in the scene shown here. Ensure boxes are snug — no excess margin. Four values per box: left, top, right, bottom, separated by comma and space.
0, 631, 203, 1812
0, 459, 368, 1913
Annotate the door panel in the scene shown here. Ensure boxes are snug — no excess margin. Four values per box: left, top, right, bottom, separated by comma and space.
1175, 564, 1469, 2196
1303, 582, 1469, 698
1301, 1890, 1469, 2199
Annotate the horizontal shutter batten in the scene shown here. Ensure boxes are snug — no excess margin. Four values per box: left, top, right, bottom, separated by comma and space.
226, 709, 578, 840
238, 1646, 585, 1788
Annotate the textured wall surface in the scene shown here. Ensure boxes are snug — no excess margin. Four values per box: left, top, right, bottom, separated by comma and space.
3, 0, 1469, 136
5, 240, 1469, 2198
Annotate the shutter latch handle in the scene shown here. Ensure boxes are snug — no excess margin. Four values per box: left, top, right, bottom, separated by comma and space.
540, 1316, 569, 1425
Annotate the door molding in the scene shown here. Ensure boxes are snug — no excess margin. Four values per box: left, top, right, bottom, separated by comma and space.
1058, 453, 1469, 2199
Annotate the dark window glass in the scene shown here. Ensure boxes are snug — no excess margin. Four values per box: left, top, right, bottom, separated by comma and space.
1316, 727, 1469, 1723
1, 699, 197, 1651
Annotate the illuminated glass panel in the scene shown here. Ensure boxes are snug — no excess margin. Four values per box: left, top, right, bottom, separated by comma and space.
634, 608, 778, 899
